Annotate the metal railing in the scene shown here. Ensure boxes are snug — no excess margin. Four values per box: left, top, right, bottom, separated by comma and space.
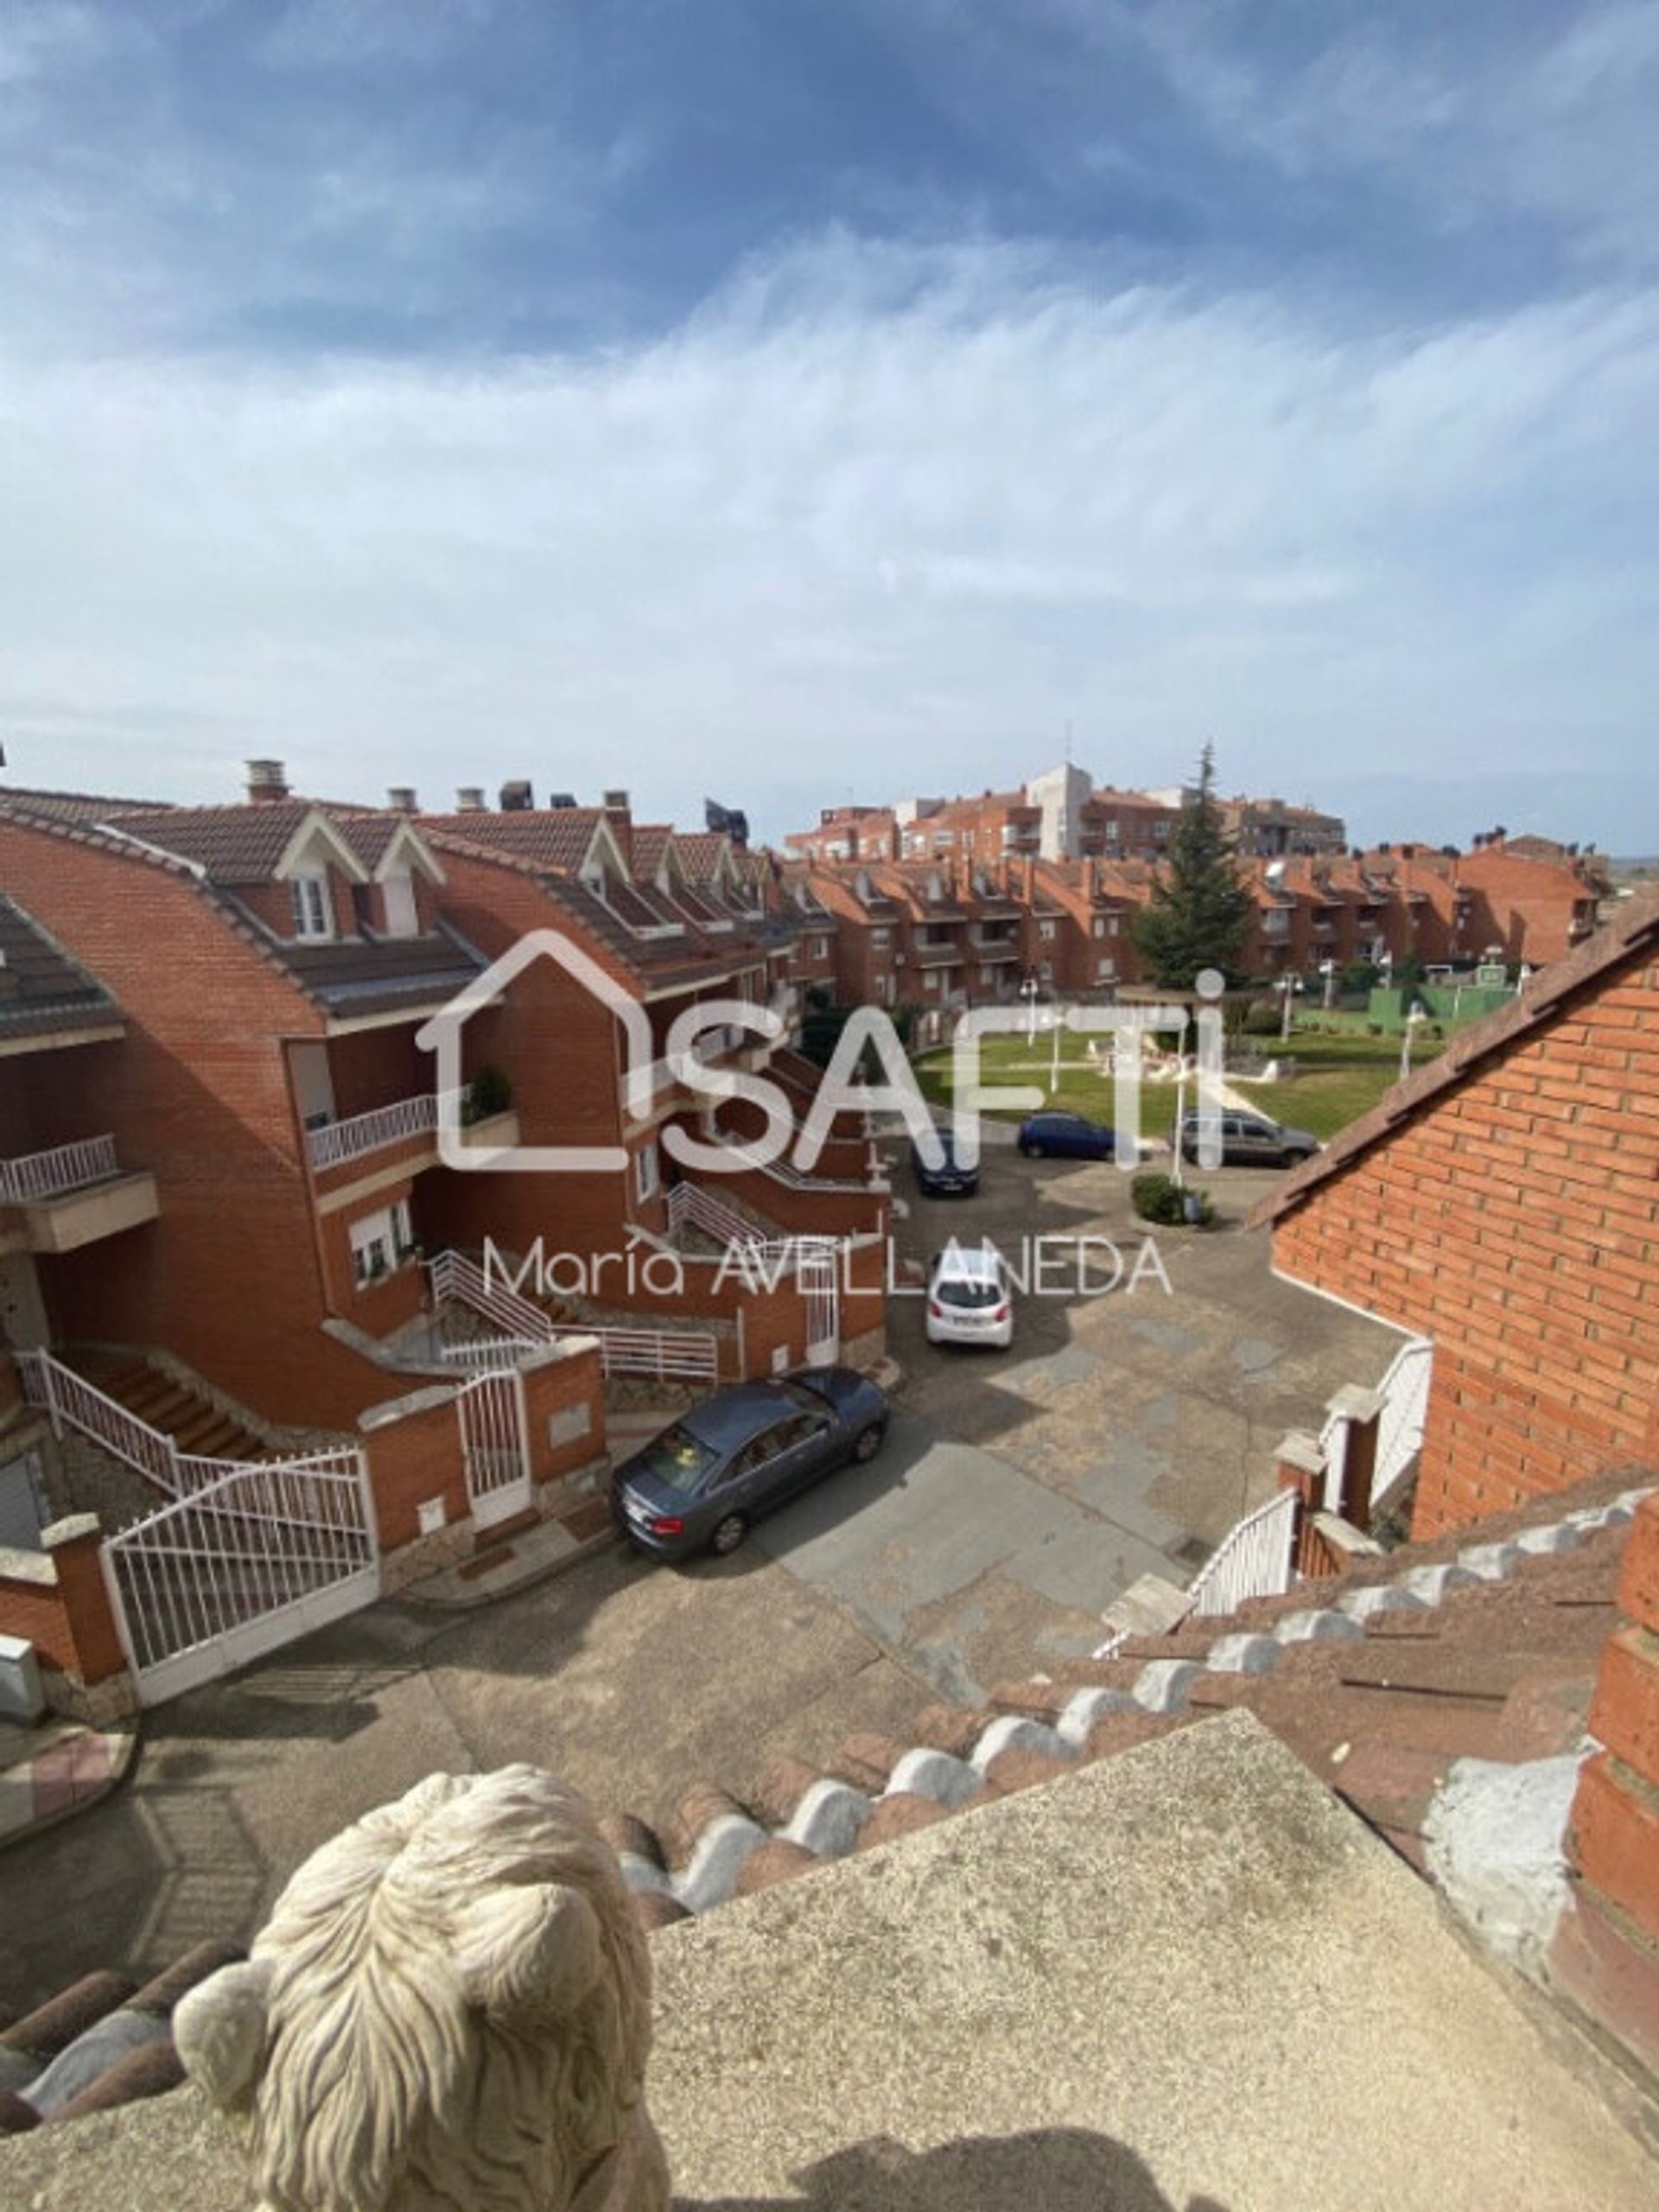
308, 1092, 445, 1172
667, 1179, 769, 1250
1185, 1486, 1300, 1618
0, 1134, 121, 1205
429, 1249, 720, 1383
428, 1249, 553, 1343
16, 1347, 360, 1510
1370, 1338, 1433, 1517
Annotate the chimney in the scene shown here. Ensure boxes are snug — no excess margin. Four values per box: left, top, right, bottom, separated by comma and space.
246, 759, 289, 804
386, 786, 418, 813
454, 786, 486, 812
499, 780, 533, 812
601, 788, 632, 868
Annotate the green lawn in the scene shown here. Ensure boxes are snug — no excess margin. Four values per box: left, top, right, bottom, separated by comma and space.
911, 1021, 1450, 1147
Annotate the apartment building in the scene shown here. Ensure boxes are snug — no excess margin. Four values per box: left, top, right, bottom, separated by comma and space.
1220, 795, 1348, 856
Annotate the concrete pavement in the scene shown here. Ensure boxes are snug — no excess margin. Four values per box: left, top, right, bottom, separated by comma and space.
0, 1145, 1400, 2019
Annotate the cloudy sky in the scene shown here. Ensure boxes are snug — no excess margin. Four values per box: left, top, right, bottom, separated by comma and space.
3, 2, 1656, 851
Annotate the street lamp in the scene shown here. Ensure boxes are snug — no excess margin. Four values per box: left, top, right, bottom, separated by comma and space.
1279, 971, 1299, 1041
1020, 974, 1040, 1045
1319, 958, 1338, 1012
1399, 1002, 1428, 1082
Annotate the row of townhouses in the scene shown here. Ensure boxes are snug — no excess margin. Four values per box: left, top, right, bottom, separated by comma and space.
787, 842, 1607, 1018
0, 766, 889, 1711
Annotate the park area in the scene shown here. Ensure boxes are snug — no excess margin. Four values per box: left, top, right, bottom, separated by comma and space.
911, 1018, 1453, 1147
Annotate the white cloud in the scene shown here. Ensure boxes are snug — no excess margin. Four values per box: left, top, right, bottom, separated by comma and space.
3, 234, 1656, 845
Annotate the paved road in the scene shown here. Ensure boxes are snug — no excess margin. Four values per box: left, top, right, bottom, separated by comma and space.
0, 1142, 1401, 2013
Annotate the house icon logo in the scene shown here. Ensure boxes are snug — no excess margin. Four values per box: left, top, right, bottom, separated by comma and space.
416, 929, 656, 1174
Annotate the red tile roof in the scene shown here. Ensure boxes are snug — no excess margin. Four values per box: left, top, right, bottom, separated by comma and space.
103, 804, 316, 884
418, 808, 607, 874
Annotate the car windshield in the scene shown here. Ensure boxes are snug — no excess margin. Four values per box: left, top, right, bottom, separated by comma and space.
935, 1273, 1004, 1309
916, 1130, 959, 1163
630, 1423, 721, 1493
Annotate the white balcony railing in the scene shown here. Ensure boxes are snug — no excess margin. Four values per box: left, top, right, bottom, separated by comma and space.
0, 1133, 121, 1205
308, 1090, 480, 1173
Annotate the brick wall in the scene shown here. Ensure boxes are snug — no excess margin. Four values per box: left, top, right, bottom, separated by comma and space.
1272, 954, 1659, 1536
0, 1518, 126, 1687
1566, 1497, 1659, 1984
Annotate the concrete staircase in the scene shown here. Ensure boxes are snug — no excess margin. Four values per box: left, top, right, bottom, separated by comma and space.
63, 1353, 270, 1465
602, 1478, 1650, 1927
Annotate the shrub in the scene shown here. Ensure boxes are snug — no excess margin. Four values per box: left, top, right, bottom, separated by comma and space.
1131, 1171, 1213, 1228
1242, 1002, 1283, 1037
462, 1065, 513, 1123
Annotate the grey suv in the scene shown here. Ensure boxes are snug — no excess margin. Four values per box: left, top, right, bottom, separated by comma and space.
1179, 1110, 1320, 1167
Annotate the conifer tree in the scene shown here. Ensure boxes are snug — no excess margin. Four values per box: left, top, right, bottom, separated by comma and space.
1130, 745, 1252, 988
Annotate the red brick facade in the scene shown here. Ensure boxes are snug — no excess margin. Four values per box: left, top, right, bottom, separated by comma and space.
1264, 903, 1659, 1538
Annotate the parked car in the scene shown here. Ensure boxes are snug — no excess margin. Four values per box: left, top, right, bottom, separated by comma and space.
1178, 1110, 1320, 1167
1016, 1110, 1116, 1160
610, 1370, 890, 1560
925, 1243, 1014, 1350
910, 1124, 980, 1197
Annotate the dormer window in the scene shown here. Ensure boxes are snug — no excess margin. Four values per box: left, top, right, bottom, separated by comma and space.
291, 874, 332, 940
382, 869, 419, 939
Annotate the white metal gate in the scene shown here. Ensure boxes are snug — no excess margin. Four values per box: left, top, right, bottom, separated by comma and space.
456, 1367, 533, 1529
1370, 1337, 1433, 1517
799, 1245, 841, 1365
102, 1452, 380, 1707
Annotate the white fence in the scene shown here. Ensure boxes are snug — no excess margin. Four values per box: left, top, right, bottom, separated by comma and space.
1185, 1486, 1300, 1619
0, 1134, 120, 1205
454, 1368, 531, 1528
308, 1092, 442, 1172
103, 1450, 378, 1705
1370, 1338, 1433, 1517
18, 1348, 190, 1496
429, 1249, 721, 1384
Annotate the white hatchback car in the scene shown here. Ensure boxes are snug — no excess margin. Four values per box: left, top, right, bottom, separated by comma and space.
925, 1243, 1014, 1350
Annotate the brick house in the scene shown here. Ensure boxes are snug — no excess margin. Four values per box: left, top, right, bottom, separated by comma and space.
1256, 888, 1659, 1540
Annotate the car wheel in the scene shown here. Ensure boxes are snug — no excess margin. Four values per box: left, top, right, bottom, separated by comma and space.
852, 1420, 887, 1464
709, 1511, 748, 1556
1026, 1141, 1045, 1158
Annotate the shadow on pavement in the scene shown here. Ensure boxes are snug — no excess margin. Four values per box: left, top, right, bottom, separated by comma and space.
679, 2127, 1230, 2212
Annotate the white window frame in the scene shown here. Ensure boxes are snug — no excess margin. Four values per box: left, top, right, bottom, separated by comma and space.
381, 869, 419, 939
349, 1198, 412, 1288
290, 873, 333, 941
1039, 919, 1057, 941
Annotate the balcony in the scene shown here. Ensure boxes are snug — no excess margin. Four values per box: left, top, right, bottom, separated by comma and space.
912, 940, 963, 967
972, 938, 1022, 962
306, 1090, 520, 1185
0, 1135, 160, 1255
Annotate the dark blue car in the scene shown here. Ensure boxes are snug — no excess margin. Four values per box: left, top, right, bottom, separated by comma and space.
910, 1125, 980, 1196
611, 1369, 890, 1560
1016, 1109, 1117, 1160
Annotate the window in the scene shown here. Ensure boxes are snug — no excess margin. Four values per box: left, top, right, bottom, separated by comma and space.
382, 870, 419, 939
1039, 919, 1056, 941
290, 874, 332, 940
349, 1199, 412, 1287
812, 935, 830, 960
1096, 957, 1116, 979
872, 927, 891, 947
635, 1141, 660, 1204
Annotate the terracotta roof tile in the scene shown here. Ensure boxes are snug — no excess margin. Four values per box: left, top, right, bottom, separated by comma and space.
419, 808, 607, 874
103, 804, 315, 884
